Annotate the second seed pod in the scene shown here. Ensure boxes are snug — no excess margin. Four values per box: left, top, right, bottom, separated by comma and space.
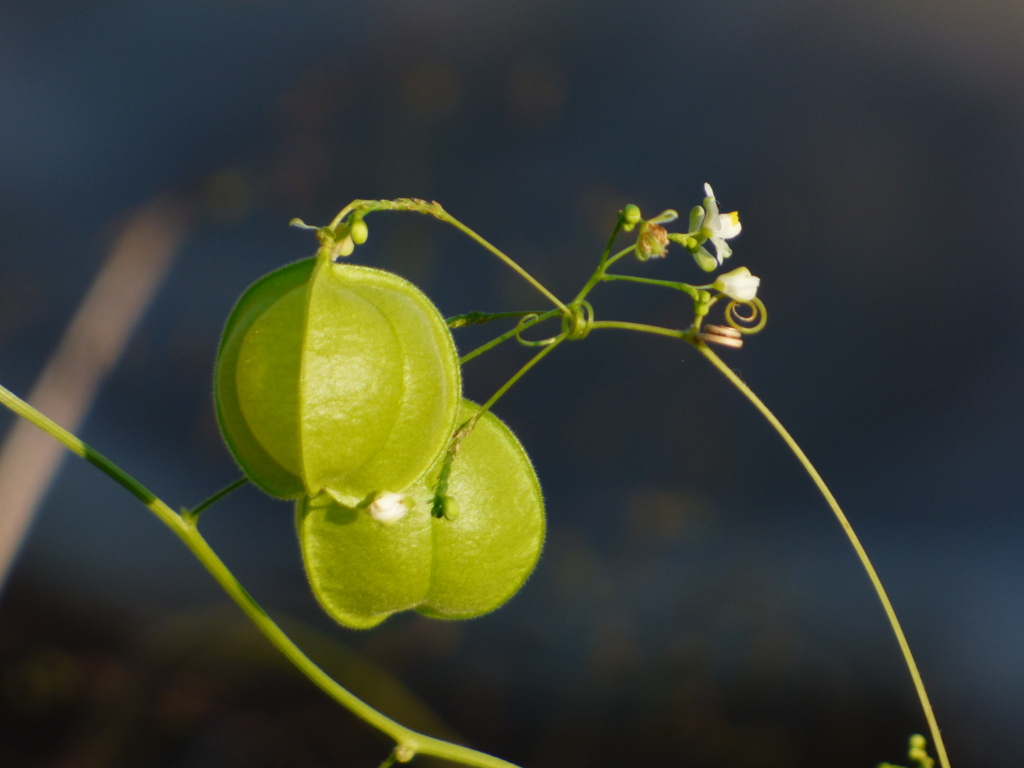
297, 400, 546, 629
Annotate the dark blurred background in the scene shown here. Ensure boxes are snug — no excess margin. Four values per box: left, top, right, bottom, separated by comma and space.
1, 1, 1021, 766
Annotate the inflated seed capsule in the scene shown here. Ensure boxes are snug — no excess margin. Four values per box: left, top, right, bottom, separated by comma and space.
297, 400, 545, 629
214, 255, 461, 502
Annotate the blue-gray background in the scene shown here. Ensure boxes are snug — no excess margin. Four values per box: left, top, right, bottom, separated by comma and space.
1, 2, 1021, 766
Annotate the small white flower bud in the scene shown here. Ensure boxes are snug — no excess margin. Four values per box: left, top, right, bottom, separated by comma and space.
336, 235, 355, 257
712, 266, 760, 301
394, 746, 415, 763
368, 491, 410, 525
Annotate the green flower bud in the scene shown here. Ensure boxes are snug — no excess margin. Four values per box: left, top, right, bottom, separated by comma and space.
297, 400, 545, 629
621, 204, 642, 231
348, 217, 369, 245
440, 494, 460, 520
214, 256, 462, 502
688, 205, 705, 233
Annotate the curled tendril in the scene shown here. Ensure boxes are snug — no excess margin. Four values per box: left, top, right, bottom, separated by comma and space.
561, 300, 594, 341
514, 313, 561, 347
725, 297, 767, 335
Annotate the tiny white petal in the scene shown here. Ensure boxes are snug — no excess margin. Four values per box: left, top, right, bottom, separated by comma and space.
704, 194, 720, 222
703, 207, 721, 234
718, 211, 742, 239
704, 182, 714, 198
710, 236, 732, 263
368, 491, 409, 525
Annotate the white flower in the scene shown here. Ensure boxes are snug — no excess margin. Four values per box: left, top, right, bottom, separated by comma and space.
368, 491, 410, 526
693, 183, 742, 269
712, 266, 760, 301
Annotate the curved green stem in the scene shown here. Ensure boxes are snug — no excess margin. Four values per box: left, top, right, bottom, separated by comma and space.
0, 383, 519, 768
690, 343, 951, 768
329, 199, 568, 315
440, 211, 568, 315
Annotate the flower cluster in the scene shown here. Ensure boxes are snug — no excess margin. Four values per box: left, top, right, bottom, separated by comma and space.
630, 184, 758, 302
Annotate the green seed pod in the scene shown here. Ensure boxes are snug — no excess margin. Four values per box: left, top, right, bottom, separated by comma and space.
214, 256, 461, 501
297, 400, 545, 629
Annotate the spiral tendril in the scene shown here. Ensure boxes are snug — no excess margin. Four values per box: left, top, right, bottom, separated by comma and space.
725, 297, 767, 334
514, 314, 561, 347
561, 300, 594, 341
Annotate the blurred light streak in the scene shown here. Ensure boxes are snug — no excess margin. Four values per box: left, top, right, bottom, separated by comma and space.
0, 196, 191, 590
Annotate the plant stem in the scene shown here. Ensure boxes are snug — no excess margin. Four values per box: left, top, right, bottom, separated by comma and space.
600, 273, 701, 300
0, 382, 519, 768
475, 338, 563, 419
597, 217, 624, 268
439, 212, 568, 315
690, 343, 951, 768
0, 383, 159, 512
183, 476, 248, 524
446, 310, 545, 328
332, 199, 568, 315
572, 245, 636, 304
588, 320, 684, 340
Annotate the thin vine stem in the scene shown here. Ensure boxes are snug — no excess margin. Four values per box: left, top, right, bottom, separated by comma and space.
183, 476, 248, 524
475, 337, 563, 420
572, 244, 636, 304
447, 310, 544, 328
328, 199, 568, 315
0, 382, 519, 768
599, 244, 641, 273
0, 383, 159, 512
440, 212, 568, 315
597, 214, 624, 268
690, 342, 951, 768
601, 273, 701, 300
589, 320, 684, 340
432, 339, 565, 519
